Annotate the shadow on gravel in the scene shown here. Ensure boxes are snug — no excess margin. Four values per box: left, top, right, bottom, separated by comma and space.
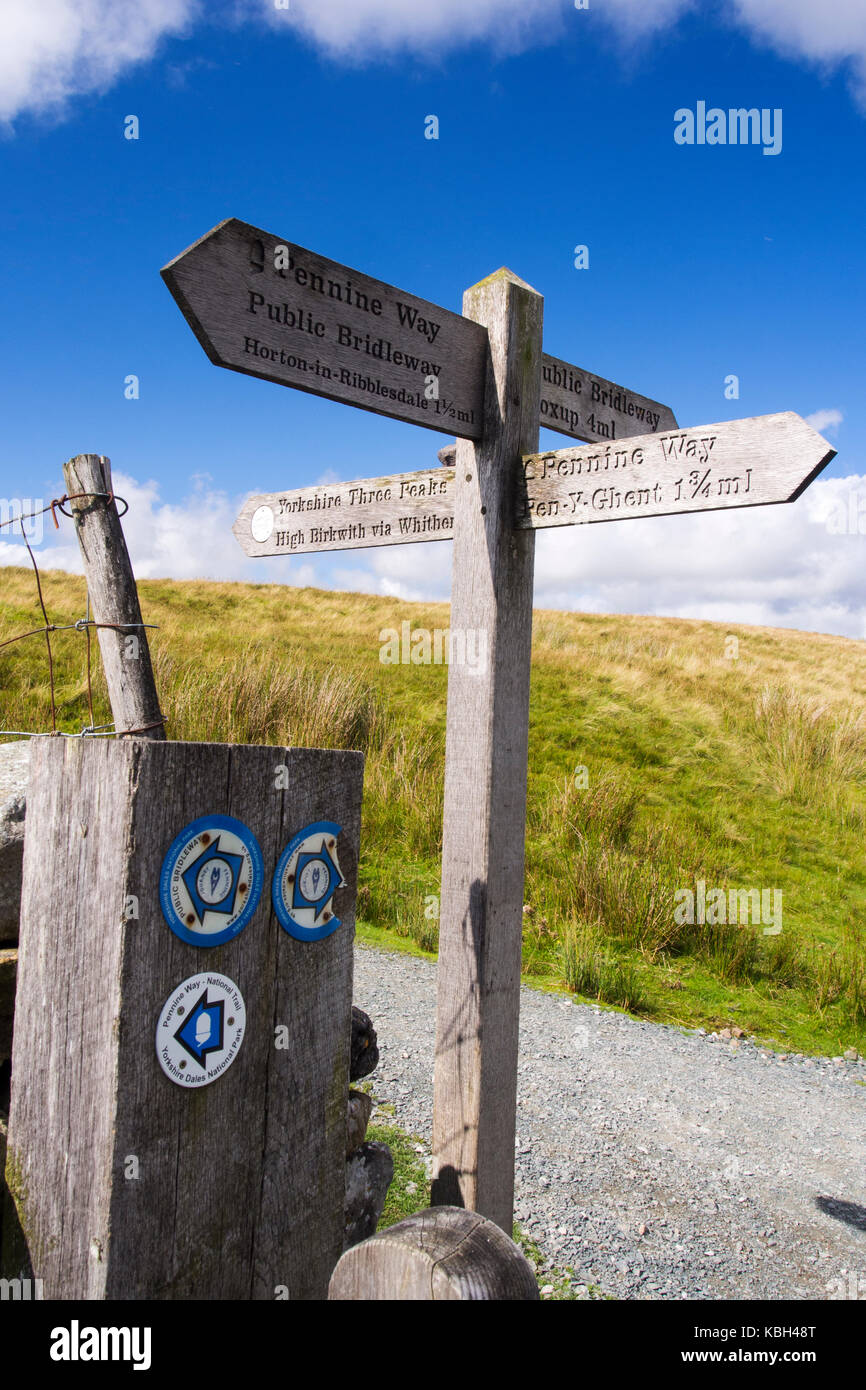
816, 1196, 866, 1232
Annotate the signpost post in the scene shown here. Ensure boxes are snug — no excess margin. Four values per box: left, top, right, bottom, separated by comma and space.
164, 218, 837, 1238
430, 268, 542, 1231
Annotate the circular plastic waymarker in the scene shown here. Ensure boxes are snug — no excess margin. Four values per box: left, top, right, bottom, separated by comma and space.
156, 972, 246, 1088
272, 820, 346, 942
250, 504, 274, 543
159, 814, 263, 947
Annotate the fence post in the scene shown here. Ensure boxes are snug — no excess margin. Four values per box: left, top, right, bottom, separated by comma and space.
62, 454, 164, 737
6, 737, 363, 1298
431, 269, 543, 1231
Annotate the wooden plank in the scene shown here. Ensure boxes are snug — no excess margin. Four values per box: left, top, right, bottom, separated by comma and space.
518, 412, 836, 529
6, 737, 363, 1299
539, 351, 677, 444
431, 268, 543, 1234
234, 467, 455, 557
328, 1206, 539, 1300
62, 455, 165, 738
162, 218, 487, 439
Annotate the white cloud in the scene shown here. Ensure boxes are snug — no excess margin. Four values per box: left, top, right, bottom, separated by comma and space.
734, 0, 866, 64
528, 471, 866, 638
266, 0, 564, 59
4, 0, 866, 120
334, 538, 453, 603
3, 468, 864, 639
265, 0, 866, 86
806, 408, 844, 434
0, 0, 196, 123
586, 0, 693, 38
732, 0, 866, 104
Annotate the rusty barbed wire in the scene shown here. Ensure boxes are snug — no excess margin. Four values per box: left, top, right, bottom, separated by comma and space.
0, 491, 130, 532
0, 491, 165, 740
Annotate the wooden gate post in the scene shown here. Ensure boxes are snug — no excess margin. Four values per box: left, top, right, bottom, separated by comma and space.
6, 737, 363, 1298
431, 269, 543, 1231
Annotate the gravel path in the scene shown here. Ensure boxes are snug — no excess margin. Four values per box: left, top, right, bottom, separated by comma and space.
355, 943, 866, 1301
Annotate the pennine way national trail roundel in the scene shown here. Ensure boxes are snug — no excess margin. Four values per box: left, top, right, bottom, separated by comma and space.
272, 820, 347, 942
160, 814, 264, 947
156, 972, 246, 1089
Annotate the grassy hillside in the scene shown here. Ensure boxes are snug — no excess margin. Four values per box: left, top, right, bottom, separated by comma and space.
2, 564, 865, 1056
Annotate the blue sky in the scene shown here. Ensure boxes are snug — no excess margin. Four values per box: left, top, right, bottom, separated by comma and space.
1, 1, 865, 635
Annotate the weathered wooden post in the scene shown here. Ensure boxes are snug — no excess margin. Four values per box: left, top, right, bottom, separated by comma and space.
431, 270, 543, 1232
6, 737, 363, 1298
62, 453, 165, 738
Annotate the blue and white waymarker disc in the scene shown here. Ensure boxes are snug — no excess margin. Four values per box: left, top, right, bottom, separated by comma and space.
159, 814, 263, 947
272, 820, 347, 942
156, 972, 246, 1088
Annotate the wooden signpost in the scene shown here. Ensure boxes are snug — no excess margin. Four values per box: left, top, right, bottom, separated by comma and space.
163, 217, 837, 1239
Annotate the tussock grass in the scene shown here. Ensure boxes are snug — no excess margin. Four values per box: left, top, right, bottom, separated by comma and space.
691, 919, 762, 985
750, 684, 866, 803
550, 839, 686, 961
546, 771, 640, 851
153, 645, 390, 752
560, 922, 649, 1012
811, 925, 866, 1024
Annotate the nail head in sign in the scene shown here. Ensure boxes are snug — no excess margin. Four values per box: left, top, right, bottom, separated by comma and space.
272, 820, 347, 941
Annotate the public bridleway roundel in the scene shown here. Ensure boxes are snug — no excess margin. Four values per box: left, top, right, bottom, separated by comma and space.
159, 813, 264, 946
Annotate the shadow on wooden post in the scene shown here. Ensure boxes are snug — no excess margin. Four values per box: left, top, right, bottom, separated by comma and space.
328, 1206, 539, 1300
